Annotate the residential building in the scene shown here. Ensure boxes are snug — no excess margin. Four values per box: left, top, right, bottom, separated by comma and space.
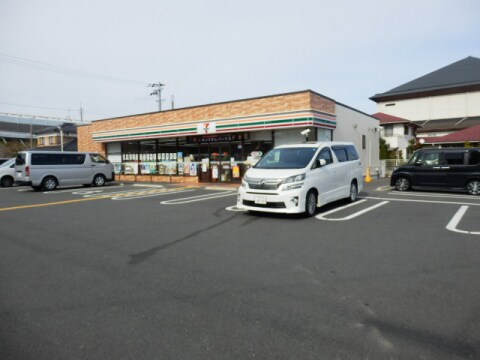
34, 123, 78, 151
370, 56, 480, 144
372, 113, 418, 159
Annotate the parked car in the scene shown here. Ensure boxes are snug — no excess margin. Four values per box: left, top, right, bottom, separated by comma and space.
391, 148, 480, 195
0, 158, 15, 187
15, 151, 115, 191
237, 142, 364, 216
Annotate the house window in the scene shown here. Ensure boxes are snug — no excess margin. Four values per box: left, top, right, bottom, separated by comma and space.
384, 125, 393, 137
362, 135, 366, 150
404, 125, 409, 135
38, 138, 44, 146
49, 136, 56, 145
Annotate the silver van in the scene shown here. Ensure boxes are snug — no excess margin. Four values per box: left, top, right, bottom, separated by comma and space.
15, 151, 115, 191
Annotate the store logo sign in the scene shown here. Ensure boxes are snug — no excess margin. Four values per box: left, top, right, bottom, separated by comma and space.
197, 122, 216, 134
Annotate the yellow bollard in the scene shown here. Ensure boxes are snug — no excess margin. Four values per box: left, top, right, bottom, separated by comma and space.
365, 166, 373, 183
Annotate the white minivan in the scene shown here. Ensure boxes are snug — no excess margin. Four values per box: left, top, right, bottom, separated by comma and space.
237, 142, 363, 216
15, 151, 115, 191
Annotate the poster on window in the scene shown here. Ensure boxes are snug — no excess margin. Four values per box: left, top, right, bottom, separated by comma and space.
212, 165, 219, 179
232, 166, 240, 178
190, 163, 197, 176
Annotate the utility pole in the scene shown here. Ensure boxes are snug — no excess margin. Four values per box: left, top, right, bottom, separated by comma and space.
79, 104, 84, 123
171, 95, 175, 109
149, 82, 165, 111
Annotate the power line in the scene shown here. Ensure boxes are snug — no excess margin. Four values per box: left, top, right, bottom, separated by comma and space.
0, 102, 72, 112
0, 52, 149, 87
0, 111, 81, 123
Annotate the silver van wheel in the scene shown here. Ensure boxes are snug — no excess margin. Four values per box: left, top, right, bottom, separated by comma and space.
395, 177, 410, 191
42, 176, 57, 191
93, 174, 106, 187
467, 180, 480, 195
349, 181, 358, 202
305, 191, 317, 217
1, 176, 13, 187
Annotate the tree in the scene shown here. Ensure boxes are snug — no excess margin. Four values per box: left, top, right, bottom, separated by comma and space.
379, 138, 399, 159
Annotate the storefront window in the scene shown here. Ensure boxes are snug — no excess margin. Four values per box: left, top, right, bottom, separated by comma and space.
177, 137, 199, 176
243, 140, 273, 167
157, 138, 177, 175
317, 128, 332, 142
122, 141, 139, 174
106, 142, 122, 174
139, 140, 157, 174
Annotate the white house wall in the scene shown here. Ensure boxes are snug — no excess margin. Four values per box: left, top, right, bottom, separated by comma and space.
376, 91, 480, 121
334, 104, 380, 175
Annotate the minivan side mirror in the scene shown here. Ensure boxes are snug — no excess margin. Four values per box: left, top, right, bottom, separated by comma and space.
316, 159, 327, 168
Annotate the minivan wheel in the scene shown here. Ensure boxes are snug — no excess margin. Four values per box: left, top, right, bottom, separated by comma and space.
349, 181, 358, 203
466, 180, 480, 195
1, 176, 14, 187
93, 174, 106, 187
42, 176, 57, 191
305, 191, 317, 217
395, 177, 410, 191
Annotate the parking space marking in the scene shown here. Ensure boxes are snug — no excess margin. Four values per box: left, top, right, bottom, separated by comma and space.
361, 196, 480, 207
387, 191, 480, 201
79, 187, 195, 200
446, 206, 480, 235
316, 200, 389, 221
41, 184, 125, 194
112, 189, 195, 200
161, 191, 236, 205
225, 205, 246, 212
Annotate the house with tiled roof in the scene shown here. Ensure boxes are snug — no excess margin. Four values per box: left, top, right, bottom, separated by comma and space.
370, 56, 480, 143
372, 112, 419, 158
423, 124, 480, 146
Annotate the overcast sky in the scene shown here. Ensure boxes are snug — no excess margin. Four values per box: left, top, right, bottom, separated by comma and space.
0, 0, 479, 122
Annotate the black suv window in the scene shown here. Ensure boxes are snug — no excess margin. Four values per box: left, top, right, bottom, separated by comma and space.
420, 152, 441, 166
442, 152, 465, 165
469, 150, 480, 165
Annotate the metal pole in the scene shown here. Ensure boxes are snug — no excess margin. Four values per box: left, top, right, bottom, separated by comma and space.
159, 83, 165, 111
60, 129, 64, 151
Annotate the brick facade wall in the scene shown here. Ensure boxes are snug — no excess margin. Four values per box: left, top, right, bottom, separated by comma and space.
78, 90, 336, 153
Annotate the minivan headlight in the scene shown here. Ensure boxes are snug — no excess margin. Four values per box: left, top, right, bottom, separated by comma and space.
282, 173, 305, 191
284, 174, 306, 184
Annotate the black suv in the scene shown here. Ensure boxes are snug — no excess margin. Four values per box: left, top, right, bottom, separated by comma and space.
391, 148, 480, 195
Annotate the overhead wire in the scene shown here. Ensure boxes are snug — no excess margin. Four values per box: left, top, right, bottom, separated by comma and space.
0, 52, 149, 87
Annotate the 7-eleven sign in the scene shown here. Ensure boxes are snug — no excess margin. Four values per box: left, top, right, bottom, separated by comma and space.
197, 122, 216, 134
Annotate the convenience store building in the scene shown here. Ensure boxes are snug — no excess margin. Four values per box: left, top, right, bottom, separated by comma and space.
78, 90, 379, 183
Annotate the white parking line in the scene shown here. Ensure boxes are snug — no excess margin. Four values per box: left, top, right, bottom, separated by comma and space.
112, 189, 195, 200
316, 200, 389, 221
388, 191, 479, 200
361, 196, 480, 207
446, 206, 480, 235
160, 191, 236, 205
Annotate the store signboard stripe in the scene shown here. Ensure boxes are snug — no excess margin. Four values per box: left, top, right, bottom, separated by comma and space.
91, 111, 336, 136
93, 115, 337, 141
91, 109, 337, 136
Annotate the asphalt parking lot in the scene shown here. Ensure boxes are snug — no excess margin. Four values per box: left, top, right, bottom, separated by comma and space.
1, 180, 479, 359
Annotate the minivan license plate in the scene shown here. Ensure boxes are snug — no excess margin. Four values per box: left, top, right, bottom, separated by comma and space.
254, 196, 267, 205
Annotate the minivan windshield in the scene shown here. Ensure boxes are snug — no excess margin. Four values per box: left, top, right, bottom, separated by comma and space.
255, 147, 317, 169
